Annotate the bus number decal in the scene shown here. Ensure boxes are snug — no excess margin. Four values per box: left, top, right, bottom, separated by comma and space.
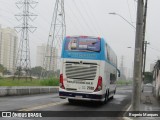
87, 86, 94, 90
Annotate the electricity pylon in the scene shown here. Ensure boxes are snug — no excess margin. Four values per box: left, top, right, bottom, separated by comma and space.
41, 0, 66, 79
14, 0, 38, 80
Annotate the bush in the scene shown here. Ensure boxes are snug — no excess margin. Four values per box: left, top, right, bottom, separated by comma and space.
116, 80, 132, 85
40, 78, 59, 86
0, 77, 59, 86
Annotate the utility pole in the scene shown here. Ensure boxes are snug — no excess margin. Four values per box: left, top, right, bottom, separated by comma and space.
132, 0, 144, 111
142, 0, 148, 82
14, 0, 38, 80
142, 41, 149, 80
120, 56, 124, 75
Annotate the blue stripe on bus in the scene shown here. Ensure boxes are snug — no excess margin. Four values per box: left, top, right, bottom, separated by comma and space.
61, 37, 118, 69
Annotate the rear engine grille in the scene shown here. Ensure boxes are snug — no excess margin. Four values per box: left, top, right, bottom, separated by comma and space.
65, 62, 97, 80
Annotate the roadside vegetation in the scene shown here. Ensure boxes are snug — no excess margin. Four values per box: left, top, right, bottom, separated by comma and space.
116, 71, 153, 85
0, 77, 59, 86
116, 80, 132, 85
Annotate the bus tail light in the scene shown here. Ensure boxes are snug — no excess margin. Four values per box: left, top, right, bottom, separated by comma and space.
97, 37, 101, 40
80, 36, 88, 38
94, 76, 102, 92
60, 74, 65, 89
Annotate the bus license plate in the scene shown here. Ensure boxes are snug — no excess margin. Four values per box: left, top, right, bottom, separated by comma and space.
75, 95, 82, 98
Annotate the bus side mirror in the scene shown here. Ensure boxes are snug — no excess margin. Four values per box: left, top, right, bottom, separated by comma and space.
117, 69, 120, 77
118, 73, 120, 77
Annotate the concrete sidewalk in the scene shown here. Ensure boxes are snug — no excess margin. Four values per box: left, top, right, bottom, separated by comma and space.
123, 85, 160, 120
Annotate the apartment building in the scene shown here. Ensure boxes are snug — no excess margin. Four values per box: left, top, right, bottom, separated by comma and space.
0, 26, 18, 73
36, 44, 57, 71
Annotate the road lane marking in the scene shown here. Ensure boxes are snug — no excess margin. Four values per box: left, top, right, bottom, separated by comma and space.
123, 117, 133, 120
18, 101, 66, 111
126, 104, 131, 111
123, 105, 132, 120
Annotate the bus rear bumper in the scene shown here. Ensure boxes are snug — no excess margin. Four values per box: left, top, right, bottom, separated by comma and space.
59, 91, 105, 101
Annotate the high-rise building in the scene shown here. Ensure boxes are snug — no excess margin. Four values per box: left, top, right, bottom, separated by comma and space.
0, 26, 18, 73
36, 44, 57, 71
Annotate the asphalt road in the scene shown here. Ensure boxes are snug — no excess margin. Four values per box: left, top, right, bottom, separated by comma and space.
0, 85, 132, 120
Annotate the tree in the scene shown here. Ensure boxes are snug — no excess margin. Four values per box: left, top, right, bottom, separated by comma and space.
0, 64, 5, 75
0, 64, 4, 72
31, 66, 43, 77
14, 66, 23, 76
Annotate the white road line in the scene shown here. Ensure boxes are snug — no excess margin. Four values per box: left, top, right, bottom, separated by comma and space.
126, 105, 132, 111
18, 101, 66, 111
123, 105, 133, 120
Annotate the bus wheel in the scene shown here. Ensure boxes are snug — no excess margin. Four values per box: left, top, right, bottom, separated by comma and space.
114, 89, 116, 94
103, 91, 108, 104
158, 87, 160, 100
110, 89, 116, 100
68, 99, 74, 103
110, 96, 114, 99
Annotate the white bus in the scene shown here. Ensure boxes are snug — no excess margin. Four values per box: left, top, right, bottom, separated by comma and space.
59, 36, 120, 104
153, 60, 160, 100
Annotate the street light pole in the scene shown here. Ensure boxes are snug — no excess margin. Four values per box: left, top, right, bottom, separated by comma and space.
142, 41, 149, 79
132, 0, 144, 111
142, 0, 148, 82
109, 12, 136, 29
109, 1, 147, 110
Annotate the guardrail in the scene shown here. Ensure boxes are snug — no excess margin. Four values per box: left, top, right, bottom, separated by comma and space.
0, 86, 59, 97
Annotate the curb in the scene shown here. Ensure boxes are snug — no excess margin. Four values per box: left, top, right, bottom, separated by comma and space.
0, 86, 59, 97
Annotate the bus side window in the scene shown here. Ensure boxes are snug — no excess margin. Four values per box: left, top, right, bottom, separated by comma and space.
110, 73, 116, 84
106, 45, 110, 62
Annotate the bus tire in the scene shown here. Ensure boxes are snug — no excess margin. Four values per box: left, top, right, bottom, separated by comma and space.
68, 99, 74, 103
157, 87, 160, 100
110, 89, 116, 99
114, 88, 116, 94
103, 91, 108, 104
110, 95, 114, 99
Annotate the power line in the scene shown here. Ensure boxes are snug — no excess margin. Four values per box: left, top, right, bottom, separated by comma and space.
0, 15, 17, 26
0, 1, 51, 34
126, 0, 133, 23
85, 0, 103, 35
148, 45, 160, 53
65, 1, 88, 34
65, 12, 81, 34
72, 0, 95, 35
133, 0, 137, 19
79, 0, 99, 35
41, 0, 66, 79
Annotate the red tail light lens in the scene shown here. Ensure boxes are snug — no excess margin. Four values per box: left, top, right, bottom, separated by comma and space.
59, 74, 65, 89
66, 36, 71, 38
97, 37, 101, 40
80, 36, 88, 38
94, 76, 102, 92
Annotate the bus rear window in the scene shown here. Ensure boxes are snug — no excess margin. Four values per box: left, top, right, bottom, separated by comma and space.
65, 37, 100, 52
